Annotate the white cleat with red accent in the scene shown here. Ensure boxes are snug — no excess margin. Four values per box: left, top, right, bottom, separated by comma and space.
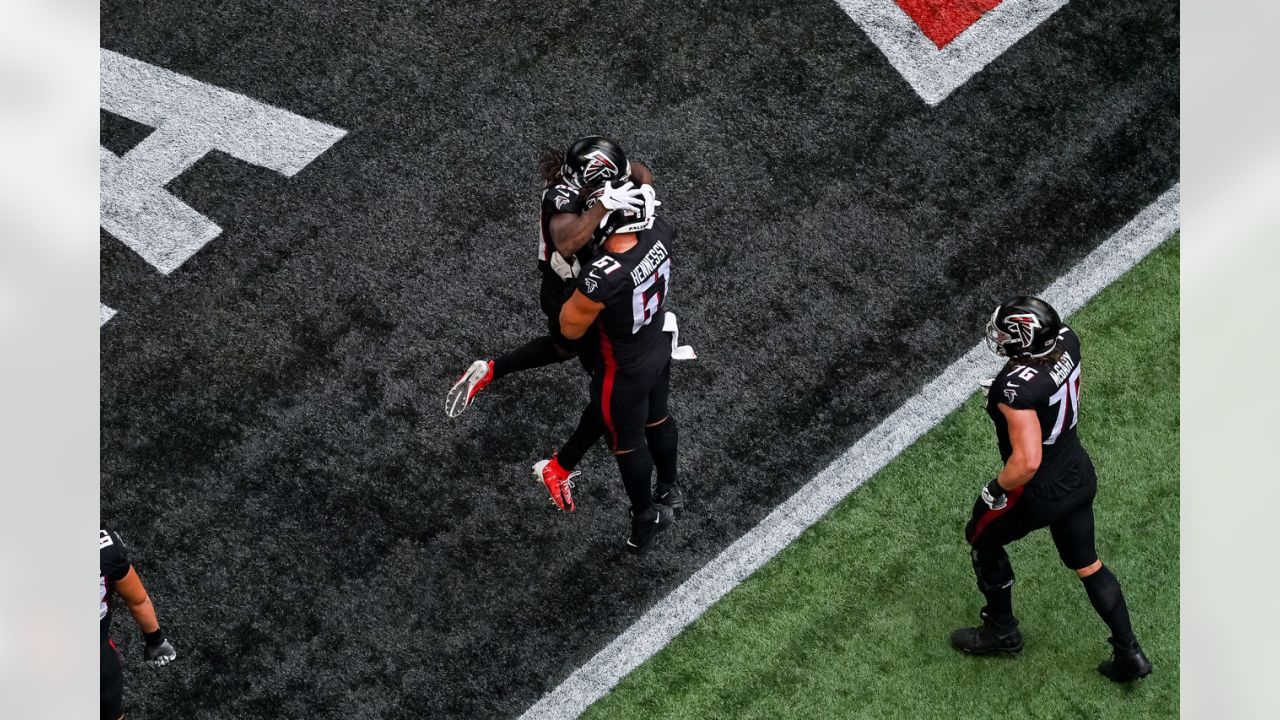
445, 360, 494, 418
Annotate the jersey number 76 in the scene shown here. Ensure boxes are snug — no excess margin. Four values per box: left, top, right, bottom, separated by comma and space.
1045, 364, 1083, 445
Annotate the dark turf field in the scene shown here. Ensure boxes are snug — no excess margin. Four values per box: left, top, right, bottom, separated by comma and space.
100, 1, 1177, 717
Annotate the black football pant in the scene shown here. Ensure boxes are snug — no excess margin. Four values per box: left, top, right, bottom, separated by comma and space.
965, 457, 1099, 624
590, 355, 673, 512
492, 273, 593, 380
101, 638, 124, 720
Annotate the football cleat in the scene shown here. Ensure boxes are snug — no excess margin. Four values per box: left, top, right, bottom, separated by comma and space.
654, 483, 685, 516
445, 360, 494, 418
1098, 637, 1153, 682
950, 611, 1024, 655
533, 455, 579, 512
625, 503, 674, 555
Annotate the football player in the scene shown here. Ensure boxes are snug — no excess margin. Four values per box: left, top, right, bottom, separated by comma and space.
950, 297, 1152, 682
445, 136, 652, 418
101, 528, 177, 719
548, 186, 683, 553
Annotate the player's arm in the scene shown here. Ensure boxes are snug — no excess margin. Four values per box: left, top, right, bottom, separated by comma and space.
549, 204, 610, 258
115, 568, 178, 666
550, 172, 649, 257
559, 290, 604, 340
630, 160, 653, 185
995, 403, 1042, 490
115, 567, 160, 633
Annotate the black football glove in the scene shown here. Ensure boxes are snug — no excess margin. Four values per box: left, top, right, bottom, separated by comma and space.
143, 630, 177, 667
980, 478, 1008, 511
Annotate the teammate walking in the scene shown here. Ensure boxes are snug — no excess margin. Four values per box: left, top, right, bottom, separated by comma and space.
552, 187, 682, 552
950, 297, 1152, 682
101, 528, 178, 719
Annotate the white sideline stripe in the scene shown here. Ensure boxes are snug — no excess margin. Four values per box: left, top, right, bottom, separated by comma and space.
518, 184, 1180, 720
833, 0, 1069, 105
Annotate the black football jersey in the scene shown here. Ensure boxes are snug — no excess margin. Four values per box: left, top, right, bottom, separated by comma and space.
985, 326, 1087, 491
537, 180, 587, 269
578, 215, 675, 370
100, 529, 131, 641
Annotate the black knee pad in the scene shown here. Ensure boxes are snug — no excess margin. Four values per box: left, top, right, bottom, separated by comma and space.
971, 546, 1015, 594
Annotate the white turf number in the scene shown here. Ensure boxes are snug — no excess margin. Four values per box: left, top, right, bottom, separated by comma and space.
1045, 365, 1083, 445
631, 259, 671, 334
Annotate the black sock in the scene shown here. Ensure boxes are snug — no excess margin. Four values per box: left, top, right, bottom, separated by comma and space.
558, 406, 603, 470
492, 336, 564, 380
615, 449, 654, 513
1081, 566, 1136, 646
645, 417, 678, 488
981, 586, 1015, 627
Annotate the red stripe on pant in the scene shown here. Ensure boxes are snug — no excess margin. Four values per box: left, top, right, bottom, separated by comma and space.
599, 330, 619, 449
967, 485, 1025, 544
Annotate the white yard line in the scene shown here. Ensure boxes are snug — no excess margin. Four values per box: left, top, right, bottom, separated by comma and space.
519, 184, 1180, 720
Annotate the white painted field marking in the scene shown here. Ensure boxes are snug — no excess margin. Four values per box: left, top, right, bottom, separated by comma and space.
99, 303, 116, 328
834, 0, 1069, 105
519, 184, 1179, 720
99, 48, 346, 323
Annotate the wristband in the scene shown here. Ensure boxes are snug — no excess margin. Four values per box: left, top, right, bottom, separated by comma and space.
144, 628, 165, 647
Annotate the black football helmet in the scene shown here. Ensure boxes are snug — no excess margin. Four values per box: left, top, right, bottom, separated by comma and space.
562, 136, 631, 188
985, 296, 1062, 358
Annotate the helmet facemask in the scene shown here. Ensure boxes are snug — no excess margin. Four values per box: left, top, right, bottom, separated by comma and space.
985, 307, 1012, 357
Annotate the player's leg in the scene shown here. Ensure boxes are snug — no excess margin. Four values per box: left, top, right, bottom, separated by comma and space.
603, 368, 672, 554
1050, 460, 1152, 681
531, 340, 604, 510
557, 403, 604, 472
445, 276, 577, 418
951, 492, 1042, 655
644, 361, 683, 514
532, 401, 603, 512
101, 638, 125, 720
498, 288, 582, 377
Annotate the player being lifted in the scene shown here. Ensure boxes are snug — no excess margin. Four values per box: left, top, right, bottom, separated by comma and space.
951, 297, 1152, 682
547, 186, 683, 553
445, 137, 652, 419
101, 528, 178, 719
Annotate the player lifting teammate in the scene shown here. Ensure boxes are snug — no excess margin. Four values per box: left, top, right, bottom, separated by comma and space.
951, 297, 1152, 682
445, 137, 652, 418
101, 528, 177, 719
552, 186, 682, 553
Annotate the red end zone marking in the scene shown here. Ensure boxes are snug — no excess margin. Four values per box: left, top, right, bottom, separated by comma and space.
895, 0, 1003, 48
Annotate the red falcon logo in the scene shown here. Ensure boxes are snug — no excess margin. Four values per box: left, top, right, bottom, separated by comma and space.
1003, 313, 1041, 348
581, 150, 619, 184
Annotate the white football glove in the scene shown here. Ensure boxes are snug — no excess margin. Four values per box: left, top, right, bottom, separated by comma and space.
980, 479, 1008, 511
596, 181, 645, 212
549, 251, 580, 280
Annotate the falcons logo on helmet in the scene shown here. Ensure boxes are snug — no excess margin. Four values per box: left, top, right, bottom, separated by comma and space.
1003, 313, 1042, 348
580, 150, 619, 184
